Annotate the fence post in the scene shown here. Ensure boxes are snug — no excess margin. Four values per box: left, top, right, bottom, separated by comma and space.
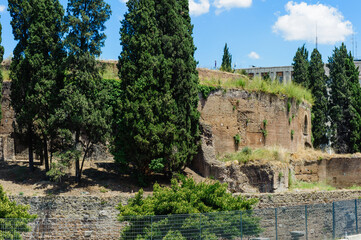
275, 208, 278, 240
151, 216, 153, 240
240, 211, 243, 240
333, 202, 336, 240
199, 214, 202, 240
305, 205, 308, 240
356, 199, 359, 234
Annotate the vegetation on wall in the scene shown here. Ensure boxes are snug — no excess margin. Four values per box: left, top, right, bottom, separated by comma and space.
200, 76, 313, 105
118, 176, 261, 239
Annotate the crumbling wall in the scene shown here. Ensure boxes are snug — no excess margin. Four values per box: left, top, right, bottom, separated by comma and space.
198, 89, 312, 156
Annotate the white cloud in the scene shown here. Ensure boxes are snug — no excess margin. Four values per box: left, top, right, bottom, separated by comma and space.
214, 0, 252, 11
273, 1, 353, 45
190, 0, 210, 16
119, 0, 128, 3
0, 5, 6, 12
248, 51, 260, 59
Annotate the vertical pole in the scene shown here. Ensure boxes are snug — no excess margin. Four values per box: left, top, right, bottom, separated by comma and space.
199, 214, 202, 240
151, 216, 153, 240
333, 202, 336, 240
305, 205, 308, 240
356, 199, 359, 234
240, 211, 243, 240
275, 208, 278, 240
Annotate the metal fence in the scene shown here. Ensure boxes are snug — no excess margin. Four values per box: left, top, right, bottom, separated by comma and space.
2, 199, 361, 239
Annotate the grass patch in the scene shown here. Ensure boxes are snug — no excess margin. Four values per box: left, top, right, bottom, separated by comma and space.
220, 146, 289, 164
290, 181, 336, 191
347, 185, 361, 190
200, 75, 313, 105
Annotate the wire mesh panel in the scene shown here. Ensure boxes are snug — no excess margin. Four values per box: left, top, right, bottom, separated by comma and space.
307, 202, 333, 240
276, 205, 306, 240
252, 207, 276, 239
334, 200, 358, 238
0, 218, 31, 240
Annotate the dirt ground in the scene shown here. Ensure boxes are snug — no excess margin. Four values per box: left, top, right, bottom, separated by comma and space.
0, 160, 206, 197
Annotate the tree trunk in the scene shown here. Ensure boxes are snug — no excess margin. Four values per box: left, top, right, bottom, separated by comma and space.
75, 130, 80, 182
28, 129, 34, 172
44, 139, 49, 172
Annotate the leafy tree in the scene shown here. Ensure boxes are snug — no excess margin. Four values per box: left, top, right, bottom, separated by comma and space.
292, 44, 309, 88
220, 43, 232, 72
346, 53, 361, 153
58, 0, 112, 182
308, 48, 328, 148
115, 0, 199, 178
118, 176, 261, 239
8, 0, 66, 172
0, 185, 37, 239
0, 17, 3, 121
328, 43, 361, 153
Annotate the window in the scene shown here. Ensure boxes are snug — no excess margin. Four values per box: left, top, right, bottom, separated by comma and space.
304, 115, 308, 135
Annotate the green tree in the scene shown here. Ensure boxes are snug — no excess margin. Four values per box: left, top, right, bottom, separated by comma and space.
220, 43, 232, 72
115, 0, 199, 178
346, 53, 361, 153
118, 177, 261, 239
0, 17, 4, 121
292, 44, 309, 88
328, 43, 361, 153
8, 0, 66, 172
308, 48, 328, 148
0, 185, 37, 239
60, 0, 112, 182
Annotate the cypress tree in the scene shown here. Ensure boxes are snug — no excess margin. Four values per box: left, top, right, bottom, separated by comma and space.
220, 43, 232, 72
0, 17, 4, 121
309, 48, 328, 148
328, 43, 357, 153
346, 53, 361, 153
292, 44, 310, 88
8, 0, 66, 171
116, 0, 199, 178
61, 0, 112, 181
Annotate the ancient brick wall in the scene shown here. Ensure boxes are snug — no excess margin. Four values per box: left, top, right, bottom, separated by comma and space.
198, 89, 312, 156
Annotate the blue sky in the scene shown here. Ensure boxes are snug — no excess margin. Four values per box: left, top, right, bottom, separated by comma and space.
0, 0, 360, 68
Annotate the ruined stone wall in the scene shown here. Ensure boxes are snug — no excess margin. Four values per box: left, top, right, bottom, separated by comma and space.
10, 192, 361, 240
293, 157, 361, 188
198, 90, 312, 155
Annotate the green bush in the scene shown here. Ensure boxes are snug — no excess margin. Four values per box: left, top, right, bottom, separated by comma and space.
234, 134, 241, 146
118, 176, 261, 239
0, 185, 37, 239
198, 85, 219, 99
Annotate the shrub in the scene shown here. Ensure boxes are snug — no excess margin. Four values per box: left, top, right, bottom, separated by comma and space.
234, 134, 241, 146
0, 185, 37, 239
291, 130, 295, 140
118, 176, 261, 239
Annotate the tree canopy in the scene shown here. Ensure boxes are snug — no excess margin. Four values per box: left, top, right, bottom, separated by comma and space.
293, 44, 309, 88
220, 43, 232, 72
309, 48, 328, 148
115, 0, 199, 179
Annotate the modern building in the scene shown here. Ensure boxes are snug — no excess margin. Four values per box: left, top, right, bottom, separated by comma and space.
239, 60, 361, 84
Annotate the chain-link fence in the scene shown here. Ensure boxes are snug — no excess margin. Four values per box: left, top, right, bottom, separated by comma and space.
3, 199, 361, 239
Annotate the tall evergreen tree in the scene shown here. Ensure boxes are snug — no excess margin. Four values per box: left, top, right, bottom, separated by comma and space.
309, 48, 328, 148
0, 17, 4, 121
292, 44, 310, 88
8, 0, 66, 171
328, 43, 361, 153
116, 0, 199, 178
346, 53, 361, 153
61, 0, 112, 181
220, 43, 232, 72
